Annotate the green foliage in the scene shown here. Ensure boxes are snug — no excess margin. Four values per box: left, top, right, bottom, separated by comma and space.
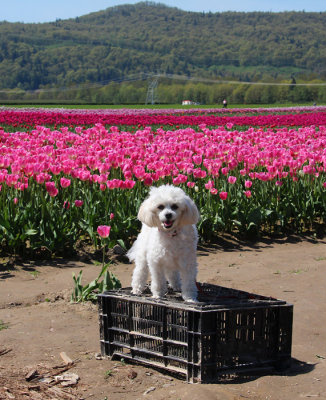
0, 160, 325, 258
192, 173, 326, 240
0, 176, 142, 257
0, 2, 326, 104
104, 370, 114, 378
0, 320, 9, 330
71, 262, 121, 303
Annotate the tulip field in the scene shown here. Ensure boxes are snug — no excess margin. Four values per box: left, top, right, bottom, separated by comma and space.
0, 105, 325, 257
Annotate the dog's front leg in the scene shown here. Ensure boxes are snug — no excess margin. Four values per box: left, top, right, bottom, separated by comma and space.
131, 255, 149, 295
179, 262, 198, 303
149, 263, 167, 299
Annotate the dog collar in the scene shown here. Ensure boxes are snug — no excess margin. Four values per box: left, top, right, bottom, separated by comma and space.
159, 227, 179, 237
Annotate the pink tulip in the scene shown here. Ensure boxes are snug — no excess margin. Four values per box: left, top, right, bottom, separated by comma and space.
193, 155, 202, 165
173, 174, 188, 185
6, 174, 19, 186
60, 177, 71, 188
48, 188, 58, 197
98, 174, 108, 184
245, 180, 252, 188
97, 225, 111, 238
110, 213, 114, 220
193, 169, 207, 179
228, 176, 237, 184
244, 190, 252, 198
302, 165, 315, 175
219, 192, 228, 200
210, 188, 218, 195
143, 175, 153, 186
124, 180, 136, 189
51, 165, 61, 175
45, 182, 58, 197
205, 180, 215, 190
133, 165, 145, 179
92, 174, 100, 183
75, 200, 84, 207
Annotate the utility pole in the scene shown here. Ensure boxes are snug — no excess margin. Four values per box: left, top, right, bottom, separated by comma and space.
145, 75, 159, 105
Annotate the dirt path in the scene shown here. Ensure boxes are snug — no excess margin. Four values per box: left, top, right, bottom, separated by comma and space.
0, 235, 325, 399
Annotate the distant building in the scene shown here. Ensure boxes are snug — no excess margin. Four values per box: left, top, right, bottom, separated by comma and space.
182, 100, 199, 105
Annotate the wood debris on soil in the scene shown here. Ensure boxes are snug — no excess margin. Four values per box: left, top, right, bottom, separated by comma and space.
0, 353, 81, 399
0, 348, 12, 357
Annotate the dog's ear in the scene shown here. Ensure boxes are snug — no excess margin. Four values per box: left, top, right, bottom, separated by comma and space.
180, 198, 200, 225
137, 199, 156, 227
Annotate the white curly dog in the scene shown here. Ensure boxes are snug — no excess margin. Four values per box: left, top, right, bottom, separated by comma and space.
128, 185, 200, 302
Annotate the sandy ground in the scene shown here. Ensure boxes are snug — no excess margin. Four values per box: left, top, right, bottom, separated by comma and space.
0, 235, 325, 400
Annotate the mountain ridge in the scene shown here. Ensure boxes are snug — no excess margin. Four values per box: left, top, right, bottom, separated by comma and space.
0, 2, 325, 104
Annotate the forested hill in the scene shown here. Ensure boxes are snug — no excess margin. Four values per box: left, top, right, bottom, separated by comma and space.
0, 1, 326, 91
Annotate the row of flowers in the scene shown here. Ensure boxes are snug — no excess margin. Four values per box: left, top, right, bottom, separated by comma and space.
1, 106, 326, 129
0, 106, 325, 256
1, 105, 325, 115
1, 122, 325, 185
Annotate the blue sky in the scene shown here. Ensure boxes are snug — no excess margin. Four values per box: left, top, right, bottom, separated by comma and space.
2, 0, 325, 23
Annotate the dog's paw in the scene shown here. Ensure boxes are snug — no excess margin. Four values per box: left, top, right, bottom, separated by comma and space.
183, 297, 199, 304
131, 288, 143, 295
151, 294, 163, 300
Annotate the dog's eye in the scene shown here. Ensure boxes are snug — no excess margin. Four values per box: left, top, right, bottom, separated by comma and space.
157, 205, 164, 210
171, 204, 179, 210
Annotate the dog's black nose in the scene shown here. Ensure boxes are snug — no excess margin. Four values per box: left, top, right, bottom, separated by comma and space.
165, 213, 173, 220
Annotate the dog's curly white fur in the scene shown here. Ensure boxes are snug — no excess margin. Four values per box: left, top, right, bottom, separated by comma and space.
127, 185, 200, 302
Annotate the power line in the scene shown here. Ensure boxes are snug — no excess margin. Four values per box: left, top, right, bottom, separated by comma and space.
156, 73, 326, 86
1, 72, 326, 95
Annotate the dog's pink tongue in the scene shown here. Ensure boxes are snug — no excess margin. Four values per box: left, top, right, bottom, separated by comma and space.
164, 221, 173, 227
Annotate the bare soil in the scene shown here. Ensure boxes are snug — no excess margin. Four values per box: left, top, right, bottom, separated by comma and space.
0, 235, 325, 400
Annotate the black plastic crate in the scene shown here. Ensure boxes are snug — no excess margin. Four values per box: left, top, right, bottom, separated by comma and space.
98, 283, 293, 383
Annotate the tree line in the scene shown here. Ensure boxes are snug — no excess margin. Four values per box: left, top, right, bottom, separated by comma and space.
1, 79, 325, 105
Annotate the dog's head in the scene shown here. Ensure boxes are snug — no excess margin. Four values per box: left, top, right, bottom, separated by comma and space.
138, 185, 199, 230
